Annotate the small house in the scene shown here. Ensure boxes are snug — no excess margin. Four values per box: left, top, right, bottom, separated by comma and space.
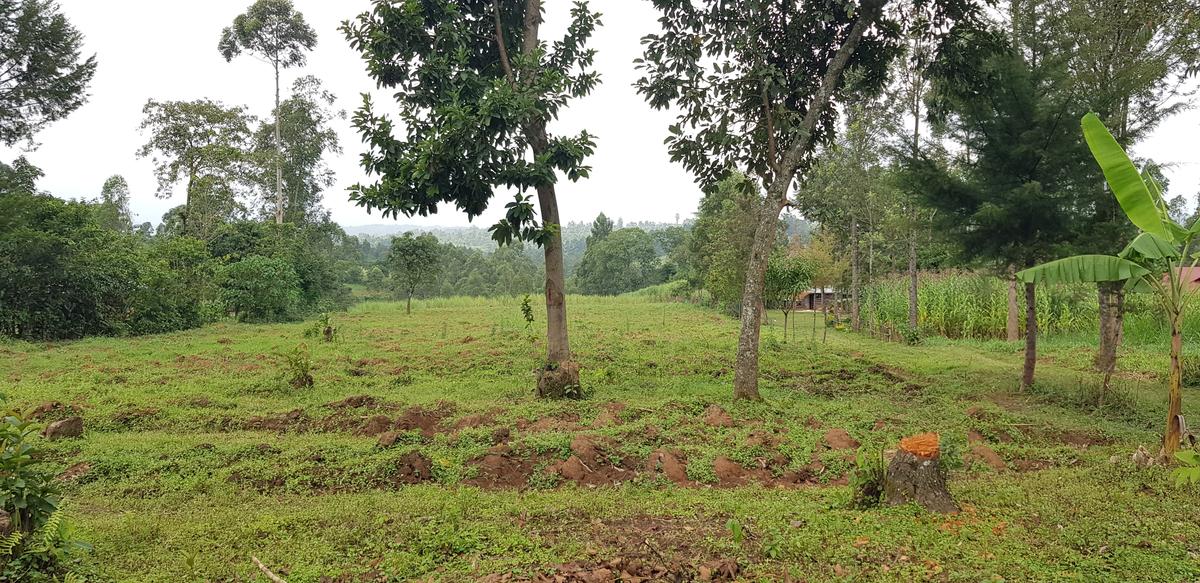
795, 288, 836, 311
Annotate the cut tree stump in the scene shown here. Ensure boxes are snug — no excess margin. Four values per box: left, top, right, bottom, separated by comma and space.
883, 432, 959, 513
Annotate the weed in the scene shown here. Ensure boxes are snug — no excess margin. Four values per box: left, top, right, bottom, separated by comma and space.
282, 344, 314, 389
303, 313, 338, 343
847, 449, 886, 509
520, 295, 535, 330
1173, 450, 1200, 487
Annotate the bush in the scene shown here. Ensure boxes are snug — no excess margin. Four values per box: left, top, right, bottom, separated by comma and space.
218, 255, 302, 322
0, 409, 88, 581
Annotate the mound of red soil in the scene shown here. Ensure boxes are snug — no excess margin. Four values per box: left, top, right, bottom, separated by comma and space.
823, 428, 860, 450
703, 404, 735, 428
644, 449, 690, 485
393, 452, 434, 485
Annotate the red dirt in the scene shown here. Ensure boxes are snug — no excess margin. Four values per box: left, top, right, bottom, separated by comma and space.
327, 395, 378, 409
644, 449, 690, 485
464, 451, 543, 489
519, 413, 582, 433
823, 428, 860, 450
395, 404, 454, 438
703, 404, 735, 428
713, 456, 747, 486
966, 444, 1007, 471
393, 451, 434, 485
58, 462, 91, 482
244, 409, 307, 432
359, 415, 393, 437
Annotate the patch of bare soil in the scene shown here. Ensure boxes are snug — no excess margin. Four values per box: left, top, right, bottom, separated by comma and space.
517, 412, 582, 433
58, 462, 90, 482
111, 406, 161, 428
392, 451, 434, 485
28, 401, 81, 421
703, 404, 735, 428
463, 446, 545, 489
326, 395, 378, 409
244, 409, 307, 432
823, 428, 860, 450
591, 402, 627, 428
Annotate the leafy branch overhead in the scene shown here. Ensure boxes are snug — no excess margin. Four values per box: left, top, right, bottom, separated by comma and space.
341, 0, 602, 248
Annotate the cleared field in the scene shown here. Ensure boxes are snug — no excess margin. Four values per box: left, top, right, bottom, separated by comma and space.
2, 295, 1197, 581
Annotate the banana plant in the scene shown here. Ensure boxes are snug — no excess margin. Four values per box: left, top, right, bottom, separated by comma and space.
1017, 113, 1198, 459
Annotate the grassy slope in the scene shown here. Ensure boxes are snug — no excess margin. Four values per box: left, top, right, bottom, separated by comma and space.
1, 296, 1197, 582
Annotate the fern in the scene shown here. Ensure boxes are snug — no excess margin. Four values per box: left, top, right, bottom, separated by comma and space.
0, 531, 21, 556
32, 508, 66, 553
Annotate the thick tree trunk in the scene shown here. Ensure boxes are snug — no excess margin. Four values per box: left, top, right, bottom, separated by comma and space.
851, 220, 861, 333
1006, 273, 1020, 342
274, 62, 284, 225
732, 199, 788, 401
1020, 282, 1038, 391
884, 434, 958, 514
907, 231, 918, 330
1095, 282, 1124, 373
1164, 316, 1184, 457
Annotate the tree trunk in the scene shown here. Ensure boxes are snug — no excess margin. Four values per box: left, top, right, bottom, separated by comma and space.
851, 220, 861, 332
1095, 281, 1124, 374
732, 199, 788, 401
1164, 315, 1184, 457
1020, 282, 1038, 391
907, 230, 918, 330
1006, 272, 1019, 342
273, 62, 284, 225
406, 290, 412, 315
822, 297, 829, 344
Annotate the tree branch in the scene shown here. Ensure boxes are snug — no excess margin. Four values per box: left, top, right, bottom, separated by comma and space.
492, 0, 516, 86
252, 556, 288, 583
774, 0, 887, 201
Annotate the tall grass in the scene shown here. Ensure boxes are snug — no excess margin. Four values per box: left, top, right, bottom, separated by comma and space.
862, 271, 1197, 345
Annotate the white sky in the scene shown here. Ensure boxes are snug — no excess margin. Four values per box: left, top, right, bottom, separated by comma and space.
2, 1, 1197, 227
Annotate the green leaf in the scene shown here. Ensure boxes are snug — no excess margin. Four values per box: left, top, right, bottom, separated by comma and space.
1081, 113, 1171, 241
1017, 255, 1151, 285
1119, 233, 1179, 261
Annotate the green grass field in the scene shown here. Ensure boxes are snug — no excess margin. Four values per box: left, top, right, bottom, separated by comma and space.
2, 295, 1197, 581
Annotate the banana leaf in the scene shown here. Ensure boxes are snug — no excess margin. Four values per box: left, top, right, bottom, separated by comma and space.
1082, 114, 1172, 241
1017, 254, 1151, 285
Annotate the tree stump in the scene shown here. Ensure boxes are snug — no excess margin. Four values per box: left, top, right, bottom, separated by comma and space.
883, 433, 959, 513
536, 361, 582, 399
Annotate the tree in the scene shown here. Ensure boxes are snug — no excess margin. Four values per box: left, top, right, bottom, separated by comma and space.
343, 0, 601, 398
586, 212, 613, 247
797, 230, 848, 342
0, 156, 42, 196
1018, 113, 1198, 459
917, 17, 1092, 391
1054, 0, 1200, 379
689, 173, 770, 312
388, 233, 442, 315
219, 0, 317, 225
218, 254, 301, 322
137, 99, 255, 239
250, 76, 342, 224
576, 227, 660, 295
0, 0, 97, 146
94, 175, 132, 232
637, 0, 981, 400
764, 253, 813, 342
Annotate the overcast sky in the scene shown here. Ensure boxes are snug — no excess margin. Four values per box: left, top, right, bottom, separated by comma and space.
2, 1, 1197, 228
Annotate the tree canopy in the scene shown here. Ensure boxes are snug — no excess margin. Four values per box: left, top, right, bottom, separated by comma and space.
0, 0, 97, 146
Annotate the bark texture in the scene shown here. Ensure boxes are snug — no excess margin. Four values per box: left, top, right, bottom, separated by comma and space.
907, 232, 918, 330
1095, 281, 1124, 373
1021, 282, 1038, 391
1164, 317, 1184, 457
1006, 274, 1019, 342
884, 450, 958, 514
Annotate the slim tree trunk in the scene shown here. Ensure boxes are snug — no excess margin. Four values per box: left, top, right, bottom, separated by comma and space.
851, 220, 862, 333
1021, 282, 1038, 391
273, 62, 284, 225
1164, 314, 1184, 457
1095, 282, 1124, 373
729, 0, 882, 400
1007, 272, 1020, 342
733, 199, 788, 400
406, 290, 412, 315
823, 297, 830, 344
908, 230, 918, 330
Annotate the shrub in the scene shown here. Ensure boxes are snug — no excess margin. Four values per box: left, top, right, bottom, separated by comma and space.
218, 255, 301, 322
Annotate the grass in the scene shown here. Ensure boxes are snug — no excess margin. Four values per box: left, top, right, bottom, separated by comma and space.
3, 294, 1199, 581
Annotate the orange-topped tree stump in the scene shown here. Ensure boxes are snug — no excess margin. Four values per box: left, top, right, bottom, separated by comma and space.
884, 432, 959, 513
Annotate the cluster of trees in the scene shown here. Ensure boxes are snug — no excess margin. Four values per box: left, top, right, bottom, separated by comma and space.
0, 0, 361, 340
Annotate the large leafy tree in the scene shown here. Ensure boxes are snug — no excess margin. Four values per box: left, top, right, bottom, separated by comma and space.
689, 173, 772, 313
94, 175, 133, 232
586, 212, 613, 247
0, 0, 97, 146
637, 0, 982, 399
915, 12, 1095, 391
1019, 114, 1198, 459
576, 227, 660, 296
388, 232, 442, 315
1054, 0, 1200, 377
137, 99, 255, 240
219, 0, 317, 225
250, 76, 342, 224
343, 0, 601, 397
